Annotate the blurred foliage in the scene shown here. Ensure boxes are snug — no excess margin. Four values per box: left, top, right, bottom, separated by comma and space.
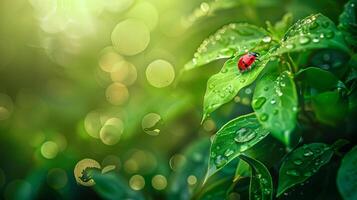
0, 0, 356, 199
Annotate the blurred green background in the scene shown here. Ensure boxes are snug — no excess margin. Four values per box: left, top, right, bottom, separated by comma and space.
0, 0, 348, 199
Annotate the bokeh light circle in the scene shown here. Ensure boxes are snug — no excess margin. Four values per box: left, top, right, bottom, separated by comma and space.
103, 0, 134, 13
129, 175, 145, 190
111, 19, 150, 56
84, 111, 102, 138
98, 47, 124, 72
0, 93, 13, 120
47, 168, 68, 190
141, 113, 162, 136
101, 165, 116, 174
4, 179, 32, 200
99, 118, 124, 145
40, 141, 59, 159
146, 59, 175, 88
74, 158, 101, 187
169, 154, 186, 171
151, 174, 167, 190
126, 2, 159, 30
110, 61, 137, 85
105, 83, 129, 105
187, 175, 197, 185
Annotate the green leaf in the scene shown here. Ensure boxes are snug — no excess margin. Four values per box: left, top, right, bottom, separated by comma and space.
184, 23, 270, 70
235, 160, 250, 181
311, 91, 348, 126
295, 67, 342, 91
239, 154, 273, 200
277, 143, 335, 197
168, 138, 210, 200
203, 54, 271, 120
338, 0, 357, 48
276, 14, 350, 55
252, 70, 298, 146
337, 146, 357, 200
91, 171, 144, 200
196, 178, 235, 200
266, 13, 293, 41
207, 113, 270, 179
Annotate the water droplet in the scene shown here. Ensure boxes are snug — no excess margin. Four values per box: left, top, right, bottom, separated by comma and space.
262, 36, 272, 43
221, 68, 228, 73
280, 82, 286, 87
263, 188, 271, 195
209, 84, 215, 89
260, 178, 268, 185
320, 33, 325, 39
273, 109, 278, 115
240, 145, 248, 152
260, 113, 268, 121
303, 171, 312, 177
312, 37, 320, 43
237, 29, 253, 36
309, 21, 318, 30
253, 97, 267, 110
299, 36, 310, 45
286, 169, 299, 176
276, 88, 283, 96
240, 79, 245, 83
293, 159, 303, 165
234, 128, 256, 143
303, 149, 314, 157
224, 149, 234, 157
285, 43, 294, 49
325, 30, 334, 39
215, 155, 227, 168
263, 87, 269, 91
270, 99, 276, 105
200, 2, 210, 13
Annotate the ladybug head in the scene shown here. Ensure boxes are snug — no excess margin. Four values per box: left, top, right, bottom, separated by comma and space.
249, 52, 259, 57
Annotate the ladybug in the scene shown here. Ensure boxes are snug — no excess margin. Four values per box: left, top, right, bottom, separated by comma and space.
238, 52, 259, 72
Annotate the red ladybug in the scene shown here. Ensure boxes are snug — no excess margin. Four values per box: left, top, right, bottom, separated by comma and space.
238, 52, 259, 72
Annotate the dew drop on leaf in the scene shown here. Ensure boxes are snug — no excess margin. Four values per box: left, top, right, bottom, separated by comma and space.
215, 155, 227, 168
253, 97, 267, 110
270, 99, 276, 105
303, 149, 314, 157
224, 149, 234, 157
325, 30, 334, 39
286, 169, 300, 176
221, 68, 228, 73
293, 159, 303, 165
299, 36, 311, 45
309, 21, 319, 30
262, 36, 272, 43
312, 37, 320, 43
303, 171, 313, 177
240, 145, 249, 152
259, 113, 268, 121
263, 188, 271, 195
234, 128, 256, 143
285, 43, 294, 49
